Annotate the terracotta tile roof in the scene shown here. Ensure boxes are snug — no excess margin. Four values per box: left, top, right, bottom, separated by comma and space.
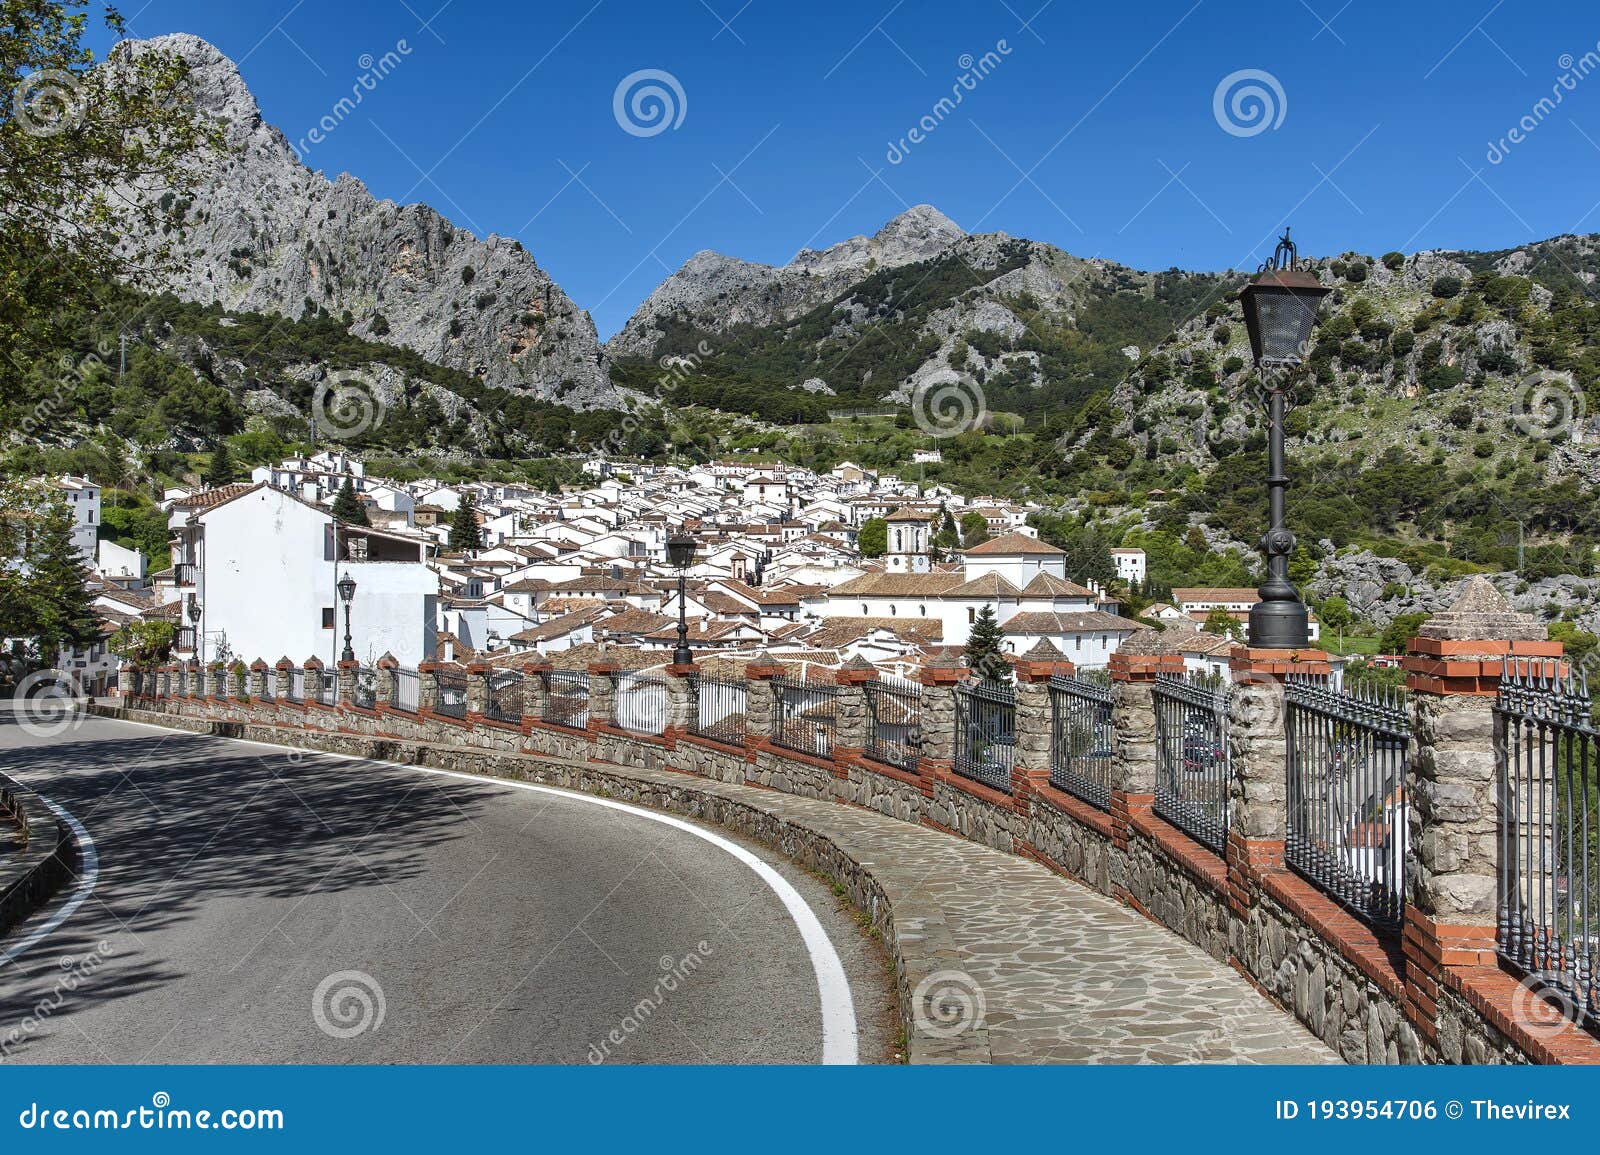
1021, 572, 1097, 598
962, 531, 1065, 556
1001, 611, 1139, 634
800, 618, 944, 647
1173, 588, 1261, 604
169, 482, 260, 513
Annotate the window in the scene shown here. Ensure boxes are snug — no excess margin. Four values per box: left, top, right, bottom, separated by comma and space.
967, 608, 976, 623
919, 604, 926, 616
321, 607, 336, 629
861, 604, 868, 615
1074, 635, 1082, 650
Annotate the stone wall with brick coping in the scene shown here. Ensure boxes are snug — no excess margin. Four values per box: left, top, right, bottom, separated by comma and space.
110, 632, 1600, 1066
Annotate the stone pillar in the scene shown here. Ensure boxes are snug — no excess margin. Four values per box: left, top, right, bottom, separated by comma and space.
417, 661, 442, 716
1224, 646, 1330, 915
915, 654, 969, 791
1400, 578, 1559, 1045
1012, 640, 1075, 804
375, 652, 399, 709
587, 656, 619, 731
663, 660, 698, 743
206, 662, 226, 700
465, 662, 491, 721
1107, 645, 1182, 853
743, 652, 785, 748
303, 657, 326, 705
227, 663, 246, 700
248, 660, 269, 700
833, 656, 876, 775
337, 660, 359, 707
274, 657, 294, 702
187, 659, 202, 698
519, 658, 552, 728
119, 665, 140, 700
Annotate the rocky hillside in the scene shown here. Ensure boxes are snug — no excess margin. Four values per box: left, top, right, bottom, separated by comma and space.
610, 214, 1232, 420
110, 35, 616, 408
607, 204, 967, 358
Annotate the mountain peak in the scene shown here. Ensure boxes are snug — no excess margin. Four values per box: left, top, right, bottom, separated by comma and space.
876, 204, 964, 245
116, 34, 261, 128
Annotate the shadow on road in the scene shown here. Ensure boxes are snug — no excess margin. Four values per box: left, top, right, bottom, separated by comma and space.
0, 721, 500, 1054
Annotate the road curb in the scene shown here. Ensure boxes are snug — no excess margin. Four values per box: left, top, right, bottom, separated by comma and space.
0, 770, 77, 944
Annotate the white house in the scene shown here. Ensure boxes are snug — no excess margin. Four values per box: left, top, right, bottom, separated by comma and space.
1110, 547, 1147, 585
56, 475, 100, 562
178, 484, 438, 668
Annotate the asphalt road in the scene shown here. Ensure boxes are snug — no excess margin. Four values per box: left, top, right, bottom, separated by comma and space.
0, 705, 895, 1063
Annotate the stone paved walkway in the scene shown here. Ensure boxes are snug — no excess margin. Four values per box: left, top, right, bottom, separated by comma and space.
632, 772, 1339, 1064
103, 707, 1338, 1064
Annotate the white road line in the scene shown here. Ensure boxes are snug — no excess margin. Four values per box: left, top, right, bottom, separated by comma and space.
0, 792, 99, 966
105, 720, 860, 1064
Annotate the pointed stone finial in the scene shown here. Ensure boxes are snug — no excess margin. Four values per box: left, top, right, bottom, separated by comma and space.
1417, 577, 1544, 642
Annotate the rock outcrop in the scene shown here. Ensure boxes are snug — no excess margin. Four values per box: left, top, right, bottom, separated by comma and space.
110, 34, 616, 408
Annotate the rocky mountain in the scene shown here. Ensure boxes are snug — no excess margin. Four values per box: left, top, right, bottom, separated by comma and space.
111, 35, 616, 408
607, 204, 966, 359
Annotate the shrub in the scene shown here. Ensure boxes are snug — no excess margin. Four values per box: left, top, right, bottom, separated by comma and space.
1431, 274, 1462, 298
1382, 251, 1405, 270
1211, 323, 1230, 344
460, 266, 476, 285
1221, 355, 1244, 375
1344, 262, 1369, 283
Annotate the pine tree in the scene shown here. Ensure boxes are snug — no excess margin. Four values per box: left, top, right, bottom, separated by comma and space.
330, 477, 369, 525
450, 491, 483, 552
21, 491, 99, 656
204, 442, 236, 488
964, 604, 1009, 683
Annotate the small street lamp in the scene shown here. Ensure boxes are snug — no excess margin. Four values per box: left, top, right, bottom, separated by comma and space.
336, 571, 358, 664
666, 532, 697, 667
1237, 228, 1330, 649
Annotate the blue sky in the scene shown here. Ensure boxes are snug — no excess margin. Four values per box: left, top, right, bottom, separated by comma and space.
93, 0, 1600, 337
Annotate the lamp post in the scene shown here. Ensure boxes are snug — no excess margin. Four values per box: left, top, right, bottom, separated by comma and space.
666, 532, 697, 667
336, 571, 358, 664
1237, 228, 1330, 649
186, 596, 202, 661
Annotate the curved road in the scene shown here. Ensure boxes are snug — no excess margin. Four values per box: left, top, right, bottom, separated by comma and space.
0, 706, 896, 1063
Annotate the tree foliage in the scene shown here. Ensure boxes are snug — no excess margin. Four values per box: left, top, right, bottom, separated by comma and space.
449, 490, 483, 552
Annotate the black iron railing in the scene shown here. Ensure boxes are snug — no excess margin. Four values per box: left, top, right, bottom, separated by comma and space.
1153, 671, 1230, 853
1049, 669, 1115, 810
287, 668, 305, 703
954, 679, 1015, 793
392, 668, 420, 713
865, 677, 922, 771
689, 676, 746, 746
314, 672, 335, 706
616, 672, 667, 735
1285, 673, 1410, 930
258, 670, 274, 702
773, 678, 838, 758
1496, 660, 1600, 1023
543, 671, 590, 730
435, 669, 468, 719
354, 667, 377, 710
486, 669, 523, 724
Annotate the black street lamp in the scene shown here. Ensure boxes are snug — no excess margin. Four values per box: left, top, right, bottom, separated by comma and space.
336, 571, 358, 664
666, 532, 697, 667
1237, 229, 1330, 649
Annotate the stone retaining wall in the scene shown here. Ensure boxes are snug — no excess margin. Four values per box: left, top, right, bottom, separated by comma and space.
0, 769, 76, 941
